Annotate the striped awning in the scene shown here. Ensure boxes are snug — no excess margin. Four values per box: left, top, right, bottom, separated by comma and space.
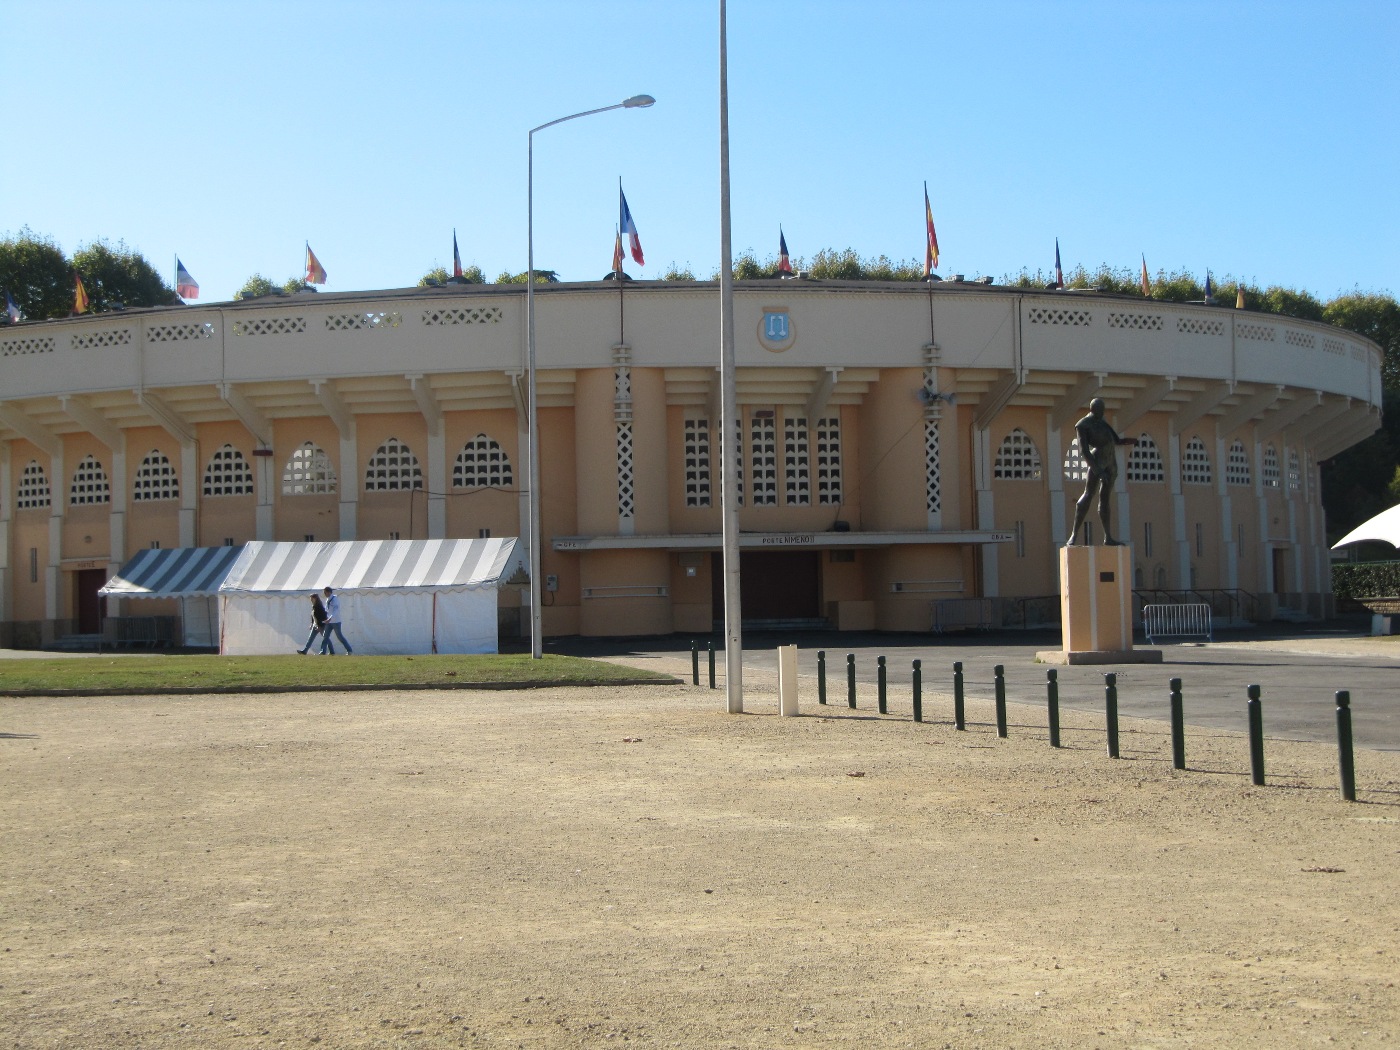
218, 538, 526, 596
98, 545, 245, 599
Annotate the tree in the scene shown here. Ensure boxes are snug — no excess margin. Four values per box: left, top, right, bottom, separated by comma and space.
234, 274, 309, 300
419, 264, 484, 287
71, 240, 177, 312
494, 269, 559, 284
0, 229, 77, 320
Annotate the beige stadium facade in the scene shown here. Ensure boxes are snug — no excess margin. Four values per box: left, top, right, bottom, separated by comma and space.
0, 278, 1384, 645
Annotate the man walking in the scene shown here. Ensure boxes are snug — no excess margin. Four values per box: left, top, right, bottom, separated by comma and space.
319, 586, 354, 655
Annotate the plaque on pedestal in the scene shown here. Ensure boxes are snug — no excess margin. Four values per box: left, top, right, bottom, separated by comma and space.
1037, 545, 1162, 665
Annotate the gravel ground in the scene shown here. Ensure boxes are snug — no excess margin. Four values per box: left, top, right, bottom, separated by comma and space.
2, 678, 1397, 1049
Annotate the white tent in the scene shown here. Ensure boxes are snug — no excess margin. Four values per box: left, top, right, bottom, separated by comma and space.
215, 538, 526, 655
1332, 504, 1400, 550
98, 545, 245, 647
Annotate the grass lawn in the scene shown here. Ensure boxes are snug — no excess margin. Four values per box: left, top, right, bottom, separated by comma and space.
0, 653, 675, 695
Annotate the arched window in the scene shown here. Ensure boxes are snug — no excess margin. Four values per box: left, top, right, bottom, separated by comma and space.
1226, 440, 1251, 486
133, 450, 179, 501
1063, 437, 1088, 484
365, 437, 422, 491
1182, 436, 1212, 485
282, 442, 337, 495
453, 434, 513, 489
203, 444, 254, 497
1287, 448, 1301, 492
1262, 445, 1280, 488
17, 460, 50, 509
1127, 434, 1165, 483
993, 428, 1042, 480
70, 454, 110, 505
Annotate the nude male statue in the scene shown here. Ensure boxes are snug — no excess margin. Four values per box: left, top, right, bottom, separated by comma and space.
1067, 397, 1137, 546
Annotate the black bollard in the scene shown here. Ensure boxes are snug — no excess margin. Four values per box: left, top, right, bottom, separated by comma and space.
708, 641, 716, 690
1336, 690, 1356, 803
817, 650, 827, 705
912, 659, 922, 723
1169, 677, 1186, 770
847, 654, 857, 709
994, 664, 1008, 738
1046, 669, 1061, 748
877, 656, 888, 715
953, 661, 965, 731
1104, 672, 1120, 759
691, 640, 699, 686
1247, 684, 1265, 785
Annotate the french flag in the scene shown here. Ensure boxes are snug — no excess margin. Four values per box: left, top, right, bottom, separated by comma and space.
619, 184, 644, 267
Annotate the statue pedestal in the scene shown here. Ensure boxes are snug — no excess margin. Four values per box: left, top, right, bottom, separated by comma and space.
1037, 545, 1162, 666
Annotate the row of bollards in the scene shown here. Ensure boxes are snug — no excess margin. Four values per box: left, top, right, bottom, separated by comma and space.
687, 642, 1364, 802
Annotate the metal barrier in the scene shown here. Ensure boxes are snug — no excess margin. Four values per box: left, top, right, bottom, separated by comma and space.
1142, 603, 1213, 645
109, 616, 178, 648
930, 598, 995, 633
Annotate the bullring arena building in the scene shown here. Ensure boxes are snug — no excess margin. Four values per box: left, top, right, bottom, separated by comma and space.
0, 277, 1383, 645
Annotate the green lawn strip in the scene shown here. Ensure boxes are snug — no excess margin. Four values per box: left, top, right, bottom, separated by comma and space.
0, 653, 675, 696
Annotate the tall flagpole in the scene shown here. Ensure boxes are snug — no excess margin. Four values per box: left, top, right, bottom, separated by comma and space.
718, 0, 744, 713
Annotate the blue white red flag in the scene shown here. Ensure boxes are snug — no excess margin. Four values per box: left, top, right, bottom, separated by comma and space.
777, 228, 792, 275
4, 289, 20, 323
1054, 238, 1064, 288
619, 184, 644, 267
452, 230, 463, 278
175, 258, 199, 300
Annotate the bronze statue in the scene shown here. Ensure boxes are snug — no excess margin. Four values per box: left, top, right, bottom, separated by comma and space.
1067, 397, 1136, 546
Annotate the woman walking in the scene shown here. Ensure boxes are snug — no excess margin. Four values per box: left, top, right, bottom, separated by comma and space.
297, 592, 334, 655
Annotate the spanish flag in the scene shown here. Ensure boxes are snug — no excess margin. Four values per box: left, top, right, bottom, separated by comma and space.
304, 243, 327, 285
1140, 255, 1151, 297
611, 227, 624, 276
923, 182, 940, 276
74, 274, 90, 314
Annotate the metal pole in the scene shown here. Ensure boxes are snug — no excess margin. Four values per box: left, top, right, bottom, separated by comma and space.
1046, 668, 1060, 748
817, 650, 827, 704
1247, 683, 1265, 785
877, 655, 887, 715
718, 0, 744, 713
1169, 677, 1185, 770
912, 659, 922, 723
994, 664, 1007, 738
953, 661, 965, 730
846, 653, 856, 709
1335, 690, 1356, 802
1104, 672, 1120, 759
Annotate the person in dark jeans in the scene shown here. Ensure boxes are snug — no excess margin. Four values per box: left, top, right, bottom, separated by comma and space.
319, 586, 354, 655
297, 593, 334, 655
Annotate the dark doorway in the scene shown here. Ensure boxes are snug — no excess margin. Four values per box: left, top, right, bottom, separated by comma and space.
75, 569, 106, 634
1271, 548, 1288, 594
711, 549, 821, 622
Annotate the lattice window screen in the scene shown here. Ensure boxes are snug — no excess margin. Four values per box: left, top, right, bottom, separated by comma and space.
133, 450, 179, 502
17, 461, 50, 509
816, 417, 842, 505
993, 428, 1042, 480
1226, 440, 1251, 486
1063, 437, 1089, 483
70, 455, 111, 505
616, 422, 635, 518
924, 420, 941, 515
365, 437, 423, 491
1127, 435, 1165, 483
454, 435, 513, 489
784, 416, 810, 506
1262, 446, 1280, 488
750, 416, 777, 505
1182, 437, 1213, 484
684, 419, 711, 508
1287, 448, 1301, 492
203, 445, 254, 497
283, 442, 337, 495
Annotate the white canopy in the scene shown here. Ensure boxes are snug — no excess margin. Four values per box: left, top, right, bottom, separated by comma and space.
1332, 504, 1400, 550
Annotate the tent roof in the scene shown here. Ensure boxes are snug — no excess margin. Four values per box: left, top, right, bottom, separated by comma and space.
218, 538, 525, 596
1332, 503, 1400, 550
98, 545, 245, 599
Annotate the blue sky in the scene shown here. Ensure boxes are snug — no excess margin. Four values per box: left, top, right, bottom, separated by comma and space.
5, 1, 1397, 304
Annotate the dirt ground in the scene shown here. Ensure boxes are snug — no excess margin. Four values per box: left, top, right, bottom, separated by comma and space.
3, 670, 1398, 1049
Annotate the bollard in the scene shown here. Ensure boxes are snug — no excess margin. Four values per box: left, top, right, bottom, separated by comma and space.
953, 661, 965, 731
847, 654, 857, 709
912, 659, 923, 723
1046, 669, 1061, 748
1335, 690, 1356, 803
1247, 683, 1265, 786
817, 650, 828, 705
994, 664, 1008, 738
691, 640, 699, 686
1104, 672, 1120, 758
877, 656, 888, 715
708, 641, 716, 690
1169, 677, 1186, 770
776, 645, 799, 717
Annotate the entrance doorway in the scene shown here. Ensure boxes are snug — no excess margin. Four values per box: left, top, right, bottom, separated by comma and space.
1271, 548, 1288, 594
75, 568, 107, 634
711, 549, 821, 623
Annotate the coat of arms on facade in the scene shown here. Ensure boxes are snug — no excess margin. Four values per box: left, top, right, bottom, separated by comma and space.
758, 307, 795, 353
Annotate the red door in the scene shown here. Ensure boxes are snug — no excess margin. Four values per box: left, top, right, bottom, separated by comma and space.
76, 569, 107, 634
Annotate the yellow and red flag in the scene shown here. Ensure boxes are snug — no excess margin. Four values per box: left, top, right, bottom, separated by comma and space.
304, 243, 327, 285
1140, 255, 1151, 297
74, 274, 90, 314
923, 182, 940, 276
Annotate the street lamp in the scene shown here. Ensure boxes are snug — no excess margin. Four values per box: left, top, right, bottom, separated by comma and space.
527, 94, 655, 659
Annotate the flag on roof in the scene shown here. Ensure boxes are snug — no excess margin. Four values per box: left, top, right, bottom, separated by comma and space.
1054, 239, 1064, 288
777, 228, 793, 275
4, 289, 20, 324
1236, 283, 1246, 309
175, 258, 199, 300
452, 230, 463, 278
611, 226, 625, 276
1140, 255, 1150, 297
305, 243, 327, 285
74, 274, 90, 314
619, 183, 644, 267
923, 183, 940, 276
1204, 269, 1214, 301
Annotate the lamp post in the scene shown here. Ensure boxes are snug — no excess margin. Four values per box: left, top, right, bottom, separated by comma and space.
527, 94, 655, 659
